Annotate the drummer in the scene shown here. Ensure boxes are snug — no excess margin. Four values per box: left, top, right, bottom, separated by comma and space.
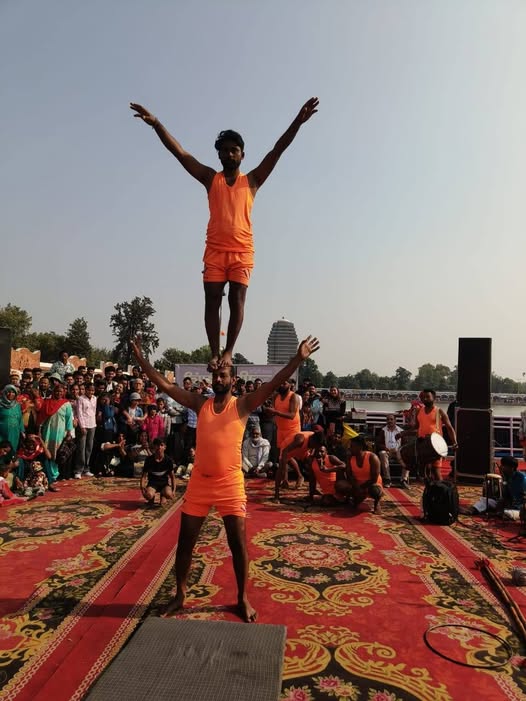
413, 389, 458, 481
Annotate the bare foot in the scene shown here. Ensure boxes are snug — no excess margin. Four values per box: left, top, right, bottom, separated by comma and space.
162, 592, 185, 617
296, 475, 305, 489
207, 356, 219, 372
272, 495, 281, 503
218, 350, 232, 368
237, 598, 257, 623
374, 501, 382, 515
280, 480, 290, 489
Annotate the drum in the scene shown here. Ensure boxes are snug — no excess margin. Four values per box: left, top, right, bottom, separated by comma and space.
483, 473, 503, 501
400, 433, 448, 468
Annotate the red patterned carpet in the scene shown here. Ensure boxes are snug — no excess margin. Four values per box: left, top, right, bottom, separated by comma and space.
1, 477, 526, 700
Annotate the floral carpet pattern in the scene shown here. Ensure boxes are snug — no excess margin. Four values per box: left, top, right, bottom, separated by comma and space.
1, 477, 526, 700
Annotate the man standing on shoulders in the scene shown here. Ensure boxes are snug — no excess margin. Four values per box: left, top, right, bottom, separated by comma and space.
131, 333, 319, 622
130, 98, 319, 370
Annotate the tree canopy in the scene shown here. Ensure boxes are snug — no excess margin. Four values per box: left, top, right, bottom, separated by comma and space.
110, 296, 159, 367
0, 304, 32, 347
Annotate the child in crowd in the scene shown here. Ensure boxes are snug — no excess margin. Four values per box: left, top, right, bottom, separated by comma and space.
175, 446, 195, 480
23, 460, 49, 497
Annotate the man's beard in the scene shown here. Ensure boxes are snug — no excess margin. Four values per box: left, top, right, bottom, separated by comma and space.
423, 400, 434, 408
212, 383, 230, 395
278, 387, 288, 397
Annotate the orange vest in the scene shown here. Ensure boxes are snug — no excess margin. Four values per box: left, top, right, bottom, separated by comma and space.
349, 451, 382, 487
205, 173, 254, 252
194, 396, 246, 478
417, 406, 442, 438
274, 391, 301, 448
287, 431, 314, 460
311, 454, 337, 495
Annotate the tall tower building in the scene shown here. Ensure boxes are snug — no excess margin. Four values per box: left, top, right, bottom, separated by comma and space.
267, 318, 299, 364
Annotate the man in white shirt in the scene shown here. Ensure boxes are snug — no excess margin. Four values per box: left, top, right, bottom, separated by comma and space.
75, 383, 97, 478
242, 426, 271, 476
376, 414, 407, 488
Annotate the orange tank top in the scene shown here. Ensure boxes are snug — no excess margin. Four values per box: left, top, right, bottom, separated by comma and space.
194, 396, 246, 477
274, 392, 301, 440
349, 451, 382, 487
311, 454, 337, 495
417, 406, 442, 438
288, 431, 314, 460
205, 172, 254, 252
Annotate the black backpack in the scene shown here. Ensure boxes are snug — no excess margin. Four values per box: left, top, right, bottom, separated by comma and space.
422, 481, 459, 525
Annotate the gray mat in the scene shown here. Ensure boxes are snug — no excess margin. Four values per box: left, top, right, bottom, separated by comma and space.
85, 617, 287, 701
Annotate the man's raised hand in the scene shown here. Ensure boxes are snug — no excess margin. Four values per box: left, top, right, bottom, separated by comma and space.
130, 103, 157, 126
296, 97, 319, 124
130, 336, 144, 364
297, 336, 320, 361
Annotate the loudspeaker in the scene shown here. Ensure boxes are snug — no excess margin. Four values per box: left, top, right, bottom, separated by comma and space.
457, 338, 491, 409
0, 327, 12, 388
455, 408, 493, 481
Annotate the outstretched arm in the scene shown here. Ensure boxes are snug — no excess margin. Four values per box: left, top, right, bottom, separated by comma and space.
130, 103, 216, 189
248, 97, 319, 189
130, 338, 206, 413
238, 336, 320, 418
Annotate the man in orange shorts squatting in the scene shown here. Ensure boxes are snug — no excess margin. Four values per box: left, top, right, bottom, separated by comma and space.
131, 334, 319, 622
130, 98, 319, 369
275, 425, 325, 501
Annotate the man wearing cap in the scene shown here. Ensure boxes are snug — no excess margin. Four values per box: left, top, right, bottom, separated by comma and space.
131, 333, 319, 622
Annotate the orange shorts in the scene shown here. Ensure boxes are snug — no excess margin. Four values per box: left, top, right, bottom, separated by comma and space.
203, 248, 254, 286
181, 470, 247, 518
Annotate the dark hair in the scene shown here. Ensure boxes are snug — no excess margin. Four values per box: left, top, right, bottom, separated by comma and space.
152, 437, 166, 446
214, 129, 244, 152
0, 440, 12, 451
311, 431, 325, 447
422, 388, 436, 398
350, 435, 368, 450
183, 376, 192, 384
501, 456, 518, 470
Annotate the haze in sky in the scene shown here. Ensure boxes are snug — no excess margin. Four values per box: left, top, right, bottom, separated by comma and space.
1, 1, 525, 379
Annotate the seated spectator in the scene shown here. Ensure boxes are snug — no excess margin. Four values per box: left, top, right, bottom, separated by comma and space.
175, 446, 195, 480
17, 434, 50, 483
376, 414, 407, 488
127, 429, 152, 477
242, 426, 271, 477
0, 463, 27, 504
142, 404, 165, 443
308, 444, 345, 505
140, 438, 175, 507
335, 435, 383, 514
99, 432, 130, 477
498, 456, 526, 519
23, 460, 49, 497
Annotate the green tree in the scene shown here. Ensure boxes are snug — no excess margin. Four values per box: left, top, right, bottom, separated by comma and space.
64, 317, 91, 359
354, 369, 379, 389
323, 371, 339, 387
298, 357, 323, 387
154, 347, 191, 372
24, 331, 66, 362
232, 352, 252, 365
337, 375, 356, 389
110, 296, 159, 367
393, 366, 412, 390
189, 345, 212, 363
0, 303, 32, 347
88, 346, 111, 367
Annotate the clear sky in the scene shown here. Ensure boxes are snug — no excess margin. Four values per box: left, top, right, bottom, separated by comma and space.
1, 1, 525, 379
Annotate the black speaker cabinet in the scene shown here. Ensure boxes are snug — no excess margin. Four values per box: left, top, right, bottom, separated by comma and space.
455, 408, 493, 482
0, 327, 12, 388
457, 338, 491, 409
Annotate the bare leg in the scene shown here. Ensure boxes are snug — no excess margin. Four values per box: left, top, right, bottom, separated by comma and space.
144, 486, 156, 506
223, 515, 257, 622
288, 457, 304, 488
204, 281, 226, 370
220, 282, 247, 367
163, 513, 205, 616
160, 485, 174, 506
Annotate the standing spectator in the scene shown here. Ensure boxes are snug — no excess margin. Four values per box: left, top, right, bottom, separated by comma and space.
37, 382, 74, 491
323, 386, 345, 436
0, 385, 24, 453
142, 404, 165, 443
49, 351, 75, 382
97, 393, 118, 442
75, 383, 97, 478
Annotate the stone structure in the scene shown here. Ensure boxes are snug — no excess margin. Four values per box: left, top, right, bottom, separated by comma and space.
267, 318, 299, 364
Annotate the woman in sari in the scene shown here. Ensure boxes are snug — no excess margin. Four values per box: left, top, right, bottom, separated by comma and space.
0, 385, 24, 453
37, 383, 74, 492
